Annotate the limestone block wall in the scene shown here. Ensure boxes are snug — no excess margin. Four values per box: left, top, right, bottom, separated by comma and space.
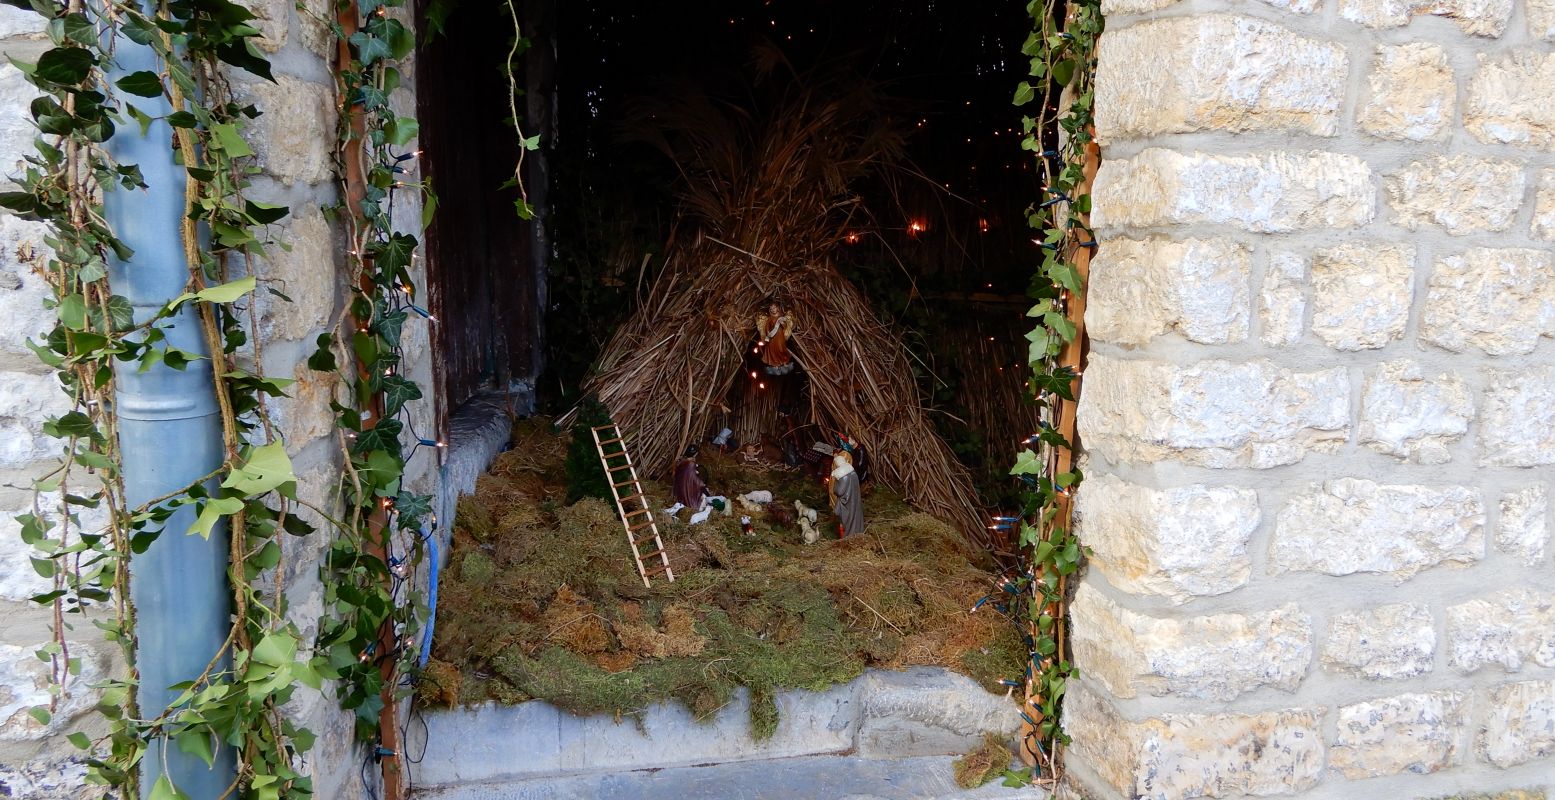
0, 0, 434, 795
1070, 0, 1555, 797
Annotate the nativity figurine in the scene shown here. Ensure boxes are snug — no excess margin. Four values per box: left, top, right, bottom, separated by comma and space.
828, 449, 864, 537
755, 302, 796, 376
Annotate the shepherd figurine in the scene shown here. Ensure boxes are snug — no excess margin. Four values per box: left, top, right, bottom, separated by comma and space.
664, 444, 726, 525
828, 449, 864, 537
755, 302, 796, 376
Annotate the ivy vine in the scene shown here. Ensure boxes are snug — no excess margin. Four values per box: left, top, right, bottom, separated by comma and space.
2, 0, 441, 795
1000, 0, 1100, 787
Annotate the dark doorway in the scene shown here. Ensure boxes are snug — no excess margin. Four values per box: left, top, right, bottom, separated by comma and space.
414, 0, 555, 427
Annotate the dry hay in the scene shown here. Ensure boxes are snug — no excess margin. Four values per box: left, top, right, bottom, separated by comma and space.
953, 733, 1012, 789
562, 62, 988, 549
429, 421, 1022, 738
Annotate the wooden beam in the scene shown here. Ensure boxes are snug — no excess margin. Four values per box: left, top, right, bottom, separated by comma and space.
334, 9, 404, 799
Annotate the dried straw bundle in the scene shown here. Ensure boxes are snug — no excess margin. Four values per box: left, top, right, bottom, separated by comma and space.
569, 62, 989, 549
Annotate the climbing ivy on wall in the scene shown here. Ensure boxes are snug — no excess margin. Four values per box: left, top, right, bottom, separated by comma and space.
0, 0, 443, 796
1002, 0, 1101, 786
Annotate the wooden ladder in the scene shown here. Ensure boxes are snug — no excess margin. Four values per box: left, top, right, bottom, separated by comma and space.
591, 423, 675, 589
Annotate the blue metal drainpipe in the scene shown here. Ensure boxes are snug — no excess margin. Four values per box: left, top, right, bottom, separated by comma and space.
104, 9, 237, 798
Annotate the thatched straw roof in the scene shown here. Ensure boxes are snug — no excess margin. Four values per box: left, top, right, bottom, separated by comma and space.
570, 59, 989, 549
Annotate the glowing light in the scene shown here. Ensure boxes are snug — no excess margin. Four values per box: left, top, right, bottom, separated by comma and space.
978, 218, 990, 233
750, 371, 758, 379
758, 382, 766, 390
907, 220, 926, 235
845, 232, 860, 244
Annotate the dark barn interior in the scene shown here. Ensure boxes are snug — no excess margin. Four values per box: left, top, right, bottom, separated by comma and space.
414, 0, 1044, 493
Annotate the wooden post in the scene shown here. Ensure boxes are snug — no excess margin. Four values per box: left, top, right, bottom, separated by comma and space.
334, 10, 404, 800
1020, 136, 1099, 777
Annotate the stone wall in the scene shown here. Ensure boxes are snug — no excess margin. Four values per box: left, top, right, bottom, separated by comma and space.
0, 0, 436, 795
1071, 0, 1555, 798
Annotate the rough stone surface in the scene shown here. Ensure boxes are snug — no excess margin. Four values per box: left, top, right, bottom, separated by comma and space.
1497, 486, 1549, 566
1339, 0, 1513, 35
0, 214, 56, 356
1359, 359, 1473, 464
1534, 0, 1555, 39
1080, 355, 1349, 469
1358, 43, 1455, 141
1330, 691, 1467, 779
0, 4, 46, 38
236, 75, 335, 186
1072, 474, 1258, 603
1087, 237, 1250, 346
1467, 51, 1555, 150
272, 360, 341, 448
0, 492, 109, 602
1422, 248, 1555, 356
1101, 0, 1319, 12
1480, 367, 1555, 467
1065, 684, 1325, 800
1273, 479, 1485, 579
1309, 243, 1414, 350
1479, 679, 1555, 768
249, 0, 290, 52
0, 65, 36, 186
1322, 603, 1436, 681
0, 756, 102, 800
1534, 170, 1555, 241
0, 371, 68, 469
1096, 15, 1345, 141
1070, 584, 1311, 701
0, 642, 106, 741
1446, 589, 1555, 673
1259, 251, 1306, 347
256, 206, 339, 342
1092, 149, 1375, 233
1385, 155, 1525, 235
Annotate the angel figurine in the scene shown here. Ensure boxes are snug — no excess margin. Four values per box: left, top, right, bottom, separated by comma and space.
755, 302, 796, 376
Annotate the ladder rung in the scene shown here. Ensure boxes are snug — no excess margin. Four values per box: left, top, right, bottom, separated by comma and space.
617, 492, 646, 504
592, 425, 618, 431
628, 520, 656, 533
643, 563, 671, 577
637, 548, 665, 561
598, 437, 623, 446
623, 507, 651, 518
607, 463, 634, 472
612, 479, 638, 488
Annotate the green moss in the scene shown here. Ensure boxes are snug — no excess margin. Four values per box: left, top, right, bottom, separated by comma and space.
459, 550, 496, 585
431, 421, 1013, 740
958, 624, 1027, 693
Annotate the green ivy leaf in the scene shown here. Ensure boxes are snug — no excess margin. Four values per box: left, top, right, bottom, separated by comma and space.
349, 31, 392, 65
58, 293, 87, 329
380, 374, 422, 416
1012, 81, 1035, 107
385, 116, 418, 146
149, 775, 190, 800
189, 496, 242, 539
115, 70, 164, 98
221, 441, 296, 496
175, 731, 215, 767
1010, 448, 1042, 476
210, 122, 253, 158
34, 47, 95, 86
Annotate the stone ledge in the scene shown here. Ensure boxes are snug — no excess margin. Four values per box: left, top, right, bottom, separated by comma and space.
408, 667, 1020, 789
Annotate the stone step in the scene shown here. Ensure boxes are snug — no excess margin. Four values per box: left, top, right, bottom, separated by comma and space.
407, 667, 1024, 791
409, 753, 1048, 800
